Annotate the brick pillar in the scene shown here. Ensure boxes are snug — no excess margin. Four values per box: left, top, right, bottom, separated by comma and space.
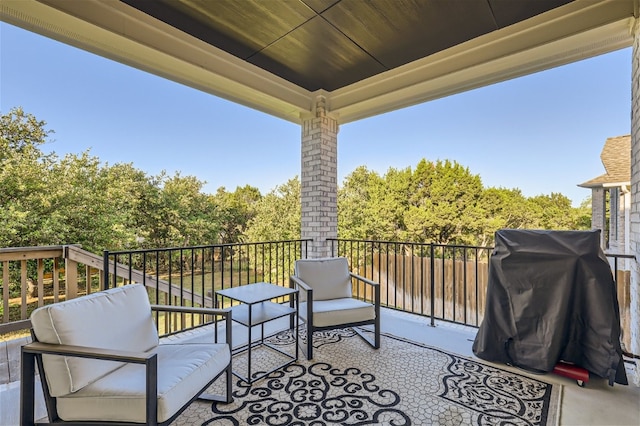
591, 188, 606, 248
629, 17, 640, 386
300, 96, 338, 258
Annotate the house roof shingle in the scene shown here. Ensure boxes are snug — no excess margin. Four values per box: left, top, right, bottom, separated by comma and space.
578, 135, 631, 188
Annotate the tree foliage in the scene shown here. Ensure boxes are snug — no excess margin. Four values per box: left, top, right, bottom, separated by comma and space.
338, 166, 386, 240
338, 159, 591, 246
404, 159, 484, 244
2, 108, 592, 254
0, 108, 261, 252
0, 108, 54, 247
213, 185, 262, 243
245, 178, 301, 242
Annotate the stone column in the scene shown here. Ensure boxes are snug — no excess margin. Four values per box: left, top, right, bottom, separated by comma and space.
629, 17, 640, 386
300, 96, 338, 258
591, 188, 606, 248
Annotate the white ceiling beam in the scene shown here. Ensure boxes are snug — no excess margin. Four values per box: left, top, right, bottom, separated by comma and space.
330, 0, 636, 123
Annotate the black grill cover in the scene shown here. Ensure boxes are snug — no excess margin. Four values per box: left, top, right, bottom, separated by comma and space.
472, 229, 627, 385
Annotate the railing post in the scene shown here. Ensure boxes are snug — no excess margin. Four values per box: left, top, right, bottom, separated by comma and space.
430, 244, 435, 327
103, 250, 109, 290
20, 260, 28, 320
64, 248, 78, 300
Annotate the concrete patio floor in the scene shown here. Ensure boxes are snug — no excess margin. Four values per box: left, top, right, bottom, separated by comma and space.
378, 309, 640, 426
2, 308, 638, 425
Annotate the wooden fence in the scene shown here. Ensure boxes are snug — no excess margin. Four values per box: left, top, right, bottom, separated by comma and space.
0, 245, 102, 335
352, 252, 489, 326
351, 251, 632, 352
0, 245, 204, 336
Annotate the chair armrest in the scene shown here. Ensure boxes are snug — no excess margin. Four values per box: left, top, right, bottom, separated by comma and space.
22, 341, 154, 364
151, 305, 232, 344
349, 273, 379, 287
290, 275, 312, 292
349, 273, 381, 307
150, 305, 231, 317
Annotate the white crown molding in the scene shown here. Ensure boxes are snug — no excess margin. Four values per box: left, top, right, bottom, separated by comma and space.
329, 0, 635, 124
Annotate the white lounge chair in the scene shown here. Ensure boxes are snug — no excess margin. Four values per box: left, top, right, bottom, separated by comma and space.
21, 284, 232, 425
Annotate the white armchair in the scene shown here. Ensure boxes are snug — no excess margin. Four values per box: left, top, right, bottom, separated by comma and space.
20, 284, 232, 425
290, 257, 380, 359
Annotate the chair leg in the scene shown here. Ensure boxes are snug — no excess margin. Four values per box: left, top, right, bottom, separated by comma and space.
353, 324, 381, 350
225, 362, 233, 403
306, 322, 313, 360
20, 350, 36, 426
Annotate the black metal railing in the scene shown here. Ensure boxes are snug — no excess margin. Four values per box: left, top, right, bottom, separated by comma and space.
103, 239, 310, 336
330, 239, 634, 346
605, 252, 635, 354
100, 238, 633, 348
2, 238, 633, 348
329, 239, 493, 328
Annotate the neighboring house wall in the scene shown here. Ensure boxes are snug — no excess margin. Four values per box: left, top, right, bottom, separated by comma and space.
629, 17, 640, 386
590, 186, 629, 253
583, 130, 635, 385
608, 187, 631, 255
610, 187, 619, 248
581, 132, 631, 254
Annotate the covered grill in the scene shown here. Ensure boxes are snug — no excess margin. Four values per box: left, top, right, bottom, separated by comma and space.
472, 229, 627, 385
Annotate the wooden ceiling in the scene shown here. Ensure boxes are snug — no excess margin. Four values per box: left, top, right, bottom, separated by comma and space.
121, 0, 574, 91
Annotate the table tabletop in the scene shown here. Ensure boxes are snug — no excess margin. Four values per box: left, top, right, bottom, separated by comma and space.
216, 282, 297, 304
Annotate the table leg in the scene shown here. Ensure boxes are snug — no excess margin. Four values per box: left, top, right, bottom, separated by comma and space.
247, 303, 252, 382
295, 293, 299, 360
214, 295, 219, 343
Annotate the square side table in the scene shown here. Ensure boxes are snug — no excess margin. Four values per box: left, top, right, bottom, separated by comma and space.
215, 282, 298, 383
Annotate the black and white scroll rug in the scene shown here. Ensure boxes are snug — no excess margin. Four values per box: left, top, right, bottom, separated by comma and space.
175, 328, 561, 425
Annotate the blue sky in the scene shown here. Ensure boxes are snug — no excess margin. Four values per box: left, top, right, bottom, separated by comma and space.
1, 22, 632, 206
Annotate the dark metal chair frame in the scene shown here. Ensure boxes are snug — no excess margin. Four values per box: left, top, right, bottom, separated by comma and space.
20, 305, 233, 426
290, 272, 380, 360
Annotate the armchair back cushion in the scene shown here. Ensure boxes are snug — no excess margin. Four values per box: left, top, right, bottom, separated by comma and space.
295, 257, 352, 301
31, 284, 159, 397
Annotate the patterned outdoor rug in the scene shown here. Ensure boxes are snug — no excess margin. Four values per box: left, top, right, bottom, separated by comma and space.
174, 328, 561, 425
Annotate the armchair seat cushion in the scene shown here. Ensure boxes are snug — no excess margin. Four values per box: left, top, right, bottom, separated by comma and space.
300, 298, 375, 328
31, 284, 159, 396
56, 342, 230, 423
295, 257, 353, 301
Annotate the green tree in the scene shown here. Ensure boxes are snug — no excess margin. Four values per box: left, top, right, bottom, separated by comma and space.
403, 159, 484, 245
376, 166, 413, 240
101, 162, 157, 249
38, 152, 110, 251
245, 177, 301, 241
527, 192, 577, 230
338, 166, 387, 239
477, 187, 533, 246
574, 197, 592, 230
213, 185, 262, 243
142, 172, 221, 248
0, 107, 54, 247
